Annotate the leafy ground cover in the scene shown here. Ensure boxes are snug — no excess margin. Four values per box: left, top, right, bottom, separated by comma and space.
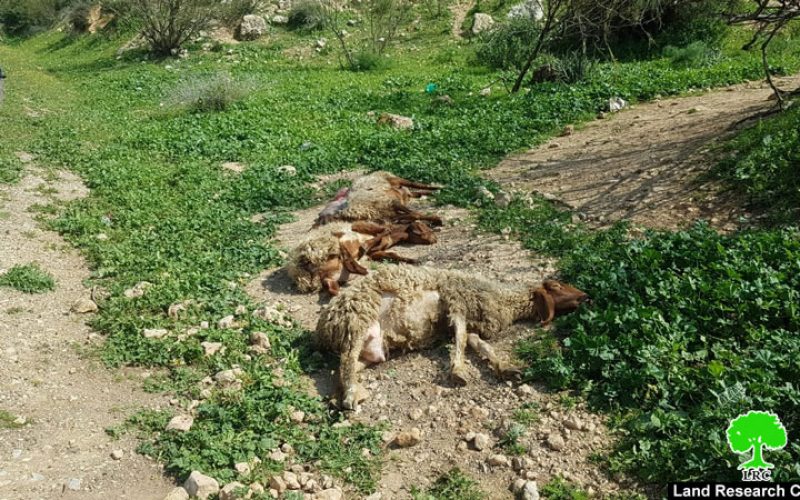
0, 263, 55, 293
712, 105, 800, 225
1, 15, 800, 495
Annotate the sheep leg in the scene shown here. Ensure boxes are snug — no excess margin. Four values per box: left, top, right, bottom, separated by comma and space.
367, 250, 417, 264
449, 314, 470, 385
388, 176, 442, 194
467, 334, 520, 379
364, 229, 409, 253
390, 201, 443, 227
350, 221, 392, 236
340, 350, 368, 411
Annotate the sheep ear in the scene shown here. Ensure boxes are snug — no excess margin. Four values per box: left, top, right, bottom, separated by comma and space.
533, 287, 555, 325
340, 241, 368, 275
323, 277, 340, 295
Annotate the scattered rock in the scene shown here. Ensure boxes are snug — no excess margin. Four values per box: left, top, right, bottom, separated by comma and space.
66, 478, 81, 491
283, 471, 301, 490
249, 331, 271, 354
480, 87, 492, 97
201, 341, 225, 357
163, 486, 190, 500
124, 281, 152, 298
269, 475, 287, 494
478, 186, 495, 200
110, 449, 124, 460
290, 410, 306, 423
271, 14, 289, 25
14, 151, 35, 163
268, 449, 287, 462
253, 305, 292, 327
249, 483, 265, 495
376, 112, 414, 130
488, 454, 509, 467
393, 428, 422, 448
520, 480, 540, 500
220, 481, 246, 500
143, 328, 169, 339
608, 97, 628, 112
214, 369, 243, 390
315, 488, 344, 500
184, 471, 220, 500
315, 38, 327, 50
516, 384, 534, 397
71, 297, 98, 314
434, 94, 454, 105
168, 301, 191, 318
560, 125, 575, 136
507, 0, 544, 20
546, 432, 565, 451
234, 462, 251, 476
222, 162, 246, 173
277, 165, 297, 176
512, 456, 533, 471
217, 315, 237, 329
472, 433, 491, 451
166, 415, 194, 432
471, 13, 495, 35
495, 190, 512, 208
237, 15, 268, 41
564, 417, 583, 431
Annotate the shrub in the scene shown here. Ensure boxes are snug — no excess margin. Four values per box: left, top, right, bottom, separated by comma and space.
476, 18, 541, 71
164, 72, 256, 112
412, 469, 485, 500
663, 41, 720, 68
220, 0, 265, 29
287, 0, 325, 31
552, 50, 596, 83
0, 263, 55, 293
348, 50, 384, 71
0, 0, 60, 36
132, 0, 215, 55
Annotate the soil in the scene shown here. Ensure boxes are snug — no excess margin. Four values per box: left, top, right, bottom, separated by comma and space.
450, 0, 476, 39
0, 166, 173, 500
246, 78, 800, 498
489, 75, 800, 232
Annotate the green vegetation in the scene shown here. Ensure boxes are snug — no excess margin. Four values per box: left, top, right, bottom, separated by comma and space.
1, 0, 800, 492
0, 409, 25, 429
713, 105, 800, 225
0, 263, 55, 293
412, 468, 485, 500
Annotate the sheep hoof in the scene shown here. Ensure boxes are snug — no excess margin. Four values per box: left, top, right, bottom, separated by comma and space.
449, 366, 469, 386
341, 385, 369, 411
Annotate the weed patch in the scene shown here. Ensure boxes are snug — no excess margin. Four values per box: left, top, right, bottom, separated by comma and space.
412, 468, 485, 500
0, 263, 55, 293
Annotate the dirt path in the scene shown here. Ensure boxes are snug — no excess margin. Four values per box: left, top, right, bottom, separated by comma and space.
0, 166, 173, 500
490, 75, 800, 231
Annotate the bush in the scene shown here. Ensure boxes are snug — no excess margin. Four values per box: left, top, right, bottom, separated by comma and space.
0, 0, 61, 36
287, 0, 325, 31
348, 50, 384, 71
552, 50, 596, 83
132, 0, 215, 55
165, 72, 256, 112
476, 18, 541, 71
663, 41, 720, 68
220, 0, 265, 29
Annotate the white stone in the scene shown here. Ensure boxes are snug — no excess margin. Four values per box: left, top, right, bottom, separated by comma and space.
220, 481, 246, 500
166, 415, 194, 432
163, 487, 190, 500
237, 15, 268, 41
184, 471, 220, 500
143, 328, 168, 339
507, 0, 543, 21
471, 13, 495, 35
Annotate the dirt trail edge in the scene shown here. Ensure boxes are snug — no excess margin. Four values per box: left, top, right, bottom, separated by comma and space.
490, 75, 800, 231
0, 167, 173, 500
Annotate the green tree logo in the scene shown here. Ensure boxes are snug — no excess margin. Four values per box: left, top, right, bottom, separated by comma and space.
727, 411, 788, 470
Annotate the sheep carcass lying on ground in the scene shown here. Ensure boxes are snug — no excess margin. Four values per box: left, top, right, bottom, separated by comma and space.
315, 171, 442, 226
315, 264, 590, 410
286, 220, 437, 295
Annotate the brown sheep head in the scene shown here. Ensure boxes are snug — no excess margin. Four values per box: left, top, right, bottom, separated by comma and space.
532, 280, 589, 325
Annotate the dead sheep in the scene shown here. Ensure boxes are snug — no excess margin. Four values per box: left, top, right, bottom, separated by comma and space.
315, 264, 589, 410
315, 171, 442, 227
286, 221, 437, 295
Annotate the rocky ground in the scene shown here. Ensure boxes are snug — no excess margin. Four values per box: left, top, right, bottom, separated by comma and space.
0, 162, 173, 500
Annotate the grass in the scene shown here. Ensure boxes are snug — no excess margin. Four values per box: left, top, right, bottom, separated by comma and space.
412, 468, 485, 500
0, 9, 799, 494
0, 263, 55, 293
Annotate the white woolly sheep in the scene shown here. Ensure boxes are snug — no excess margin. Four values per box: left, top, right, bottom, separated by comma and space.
315, 264, 590, 410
